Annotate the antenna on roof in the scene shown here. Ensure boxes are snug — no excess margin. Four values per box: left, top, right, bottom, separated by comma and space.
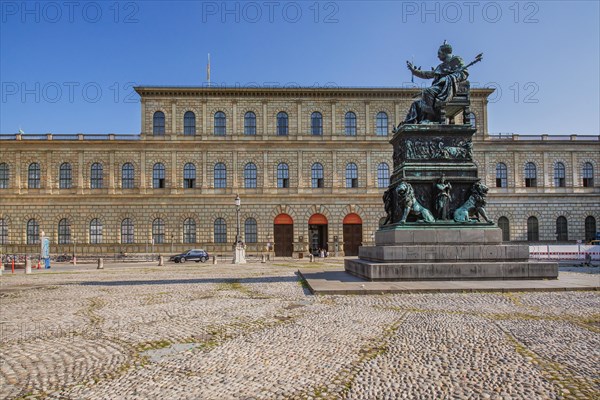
207, 53, 211, 87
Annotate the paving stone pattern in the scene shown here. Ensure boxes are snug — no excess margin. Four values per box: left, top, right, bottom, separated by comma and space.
0, 263, 598, 399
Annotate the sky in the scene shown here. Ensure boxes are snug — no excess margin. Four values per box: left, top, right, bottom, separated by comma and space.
1, 0, 599, 135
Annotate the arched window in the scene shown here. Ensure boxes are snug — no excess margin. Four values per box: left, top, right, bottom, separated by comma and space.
376, 112, 388, 136
277, 112, 289, 136
27, 219, 39, 244
496, 163, 507, 188
556, 216, 568, 241
153, 111, 165, 135
345, 112, 357, 136
121, 219, 134, 244
527, 216, 539, 242
214, 218, 227, 243
277, 163, 289, 188
59, 163, 72, 189
214, 163, 227, 188
244, 218, 257, 243
184, 111, 196, 136
0, 163, 9, 188
498, 217, 510, 241
28, 163, 40, 189
311, 163, 324, 188
214, 111, 226, 136
554, 162, 566, 187
0, 218, 7, 245
58, 218, 71, 244
584, 216, 596, 242
152, 218, 165, 244
183, 163, 196, 188
183, 218, 196, 244
467, 112, 476, 128
90, 163, 103, 189
346, 163, 358, 188
582, 162, 594, 187
377, 163, 390, 188
244, 163, 257, 188
90, 218, 102, 244
153, 163, 165, 188
244, 112, 256, 135
122, 163, 134, 189
524, 162, 537, 187
311, 112, 322, 135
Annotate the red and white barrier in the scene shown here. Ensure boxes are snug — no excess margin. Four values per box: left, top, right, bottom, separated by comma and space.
530, 245, 600, 261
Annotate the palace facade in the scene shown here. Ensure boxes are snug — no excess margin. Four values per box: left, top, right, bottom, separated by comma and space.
0, 86, 598, 257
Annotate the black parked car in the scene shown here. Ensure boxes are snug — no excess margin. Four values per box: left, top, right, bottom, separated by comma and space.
169, 249, 210, 263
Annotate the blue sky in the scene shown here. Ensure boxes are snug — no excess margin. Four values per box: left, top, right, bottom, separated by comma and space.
1, 1, 599, 135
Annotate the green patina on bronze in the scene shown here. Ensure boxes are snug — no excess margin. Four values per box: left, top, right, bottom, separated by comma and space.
382, 41, 491, 228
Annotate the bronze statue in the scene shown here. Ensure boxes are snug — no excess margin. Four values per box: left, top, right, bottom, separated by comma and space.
454, 181, 492, 223
435, 174, 452, 220
400, 42, 482, 125
396, 181, 435, 224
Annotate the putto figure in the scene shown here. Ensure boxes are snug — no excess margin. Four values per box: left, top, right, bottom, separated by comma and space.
402, 41, 482, 125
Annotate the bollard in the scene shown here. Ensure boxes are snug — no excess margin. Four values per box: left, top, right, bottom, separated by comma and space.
72, 255, 77, 266
212, 255, 217, 264
37, 259, 41, 269
12, 258, 15, 273
158, 255, 164, 266
25, 257, 32, 274
97, 258, 104, 269
309, 254, 314, 262
261, 254, 266, 263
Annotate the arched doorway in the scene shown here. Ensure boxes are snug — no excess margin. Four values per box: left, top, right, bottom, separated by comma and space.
274, 214, 293, 257
308, 214, 328, 256
343, 213, 363, 256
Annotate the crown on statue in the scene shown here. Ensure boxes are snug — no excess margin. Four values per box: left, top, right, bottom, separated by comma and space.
439, 40, 453, 54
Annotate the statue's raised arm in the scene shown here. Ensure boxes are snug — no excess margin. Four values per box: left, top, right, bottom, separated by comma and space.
406, 61, 435, 80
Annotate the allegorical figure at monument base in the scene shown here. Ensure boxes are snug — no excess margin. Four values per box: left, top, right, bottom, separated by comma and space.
435, 175, 452, 220
402, 41, 481, 125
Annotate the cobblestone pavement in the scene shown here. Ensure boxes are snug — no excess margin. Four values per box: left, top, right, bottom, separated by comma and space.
1, 262, 598, 399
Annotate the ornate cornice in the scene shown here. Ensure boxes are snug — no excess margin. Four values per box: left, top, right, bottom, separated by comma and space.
134, 86, 495, 99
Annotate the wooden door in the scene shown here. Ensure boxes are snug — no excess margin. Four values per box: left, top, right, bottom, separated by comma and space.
343, 224, 362, 256
274, 224, 293, 257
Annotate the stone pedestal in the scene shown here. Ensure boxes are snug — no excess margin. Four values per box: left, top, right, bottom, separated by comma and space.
232, 244, 246, 264
345, 223, 558, 281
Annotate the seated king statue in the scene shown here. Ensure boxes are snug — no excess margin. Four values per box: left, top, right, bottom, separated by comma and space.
401, 41, 477, 125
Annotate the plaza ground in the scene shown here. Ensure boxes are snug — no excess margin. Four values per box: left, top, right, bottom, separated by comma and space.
1, 260, 598, 399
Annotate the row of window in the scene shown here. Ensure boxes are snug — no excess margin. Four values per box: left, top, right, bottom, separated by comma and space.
496, 215, 597, 242
2, 215, 596, 245
2, 218, 255, 245
495, 161, 595, 188
5, 161, 596, 190
153, 110, 391, 136
0, 162, 391, 189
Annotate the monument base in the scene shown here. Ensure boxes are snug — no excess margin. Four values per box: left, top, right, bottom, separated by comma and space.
344, 224, 558, 281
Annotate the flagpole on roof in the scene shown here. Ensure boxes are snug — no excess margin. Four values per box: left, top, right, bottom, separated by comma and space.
207, 53, 211, 87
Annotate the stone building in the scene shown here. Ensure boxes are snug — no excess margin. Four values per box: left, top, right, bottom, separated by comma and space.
0, 86, 598, 257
